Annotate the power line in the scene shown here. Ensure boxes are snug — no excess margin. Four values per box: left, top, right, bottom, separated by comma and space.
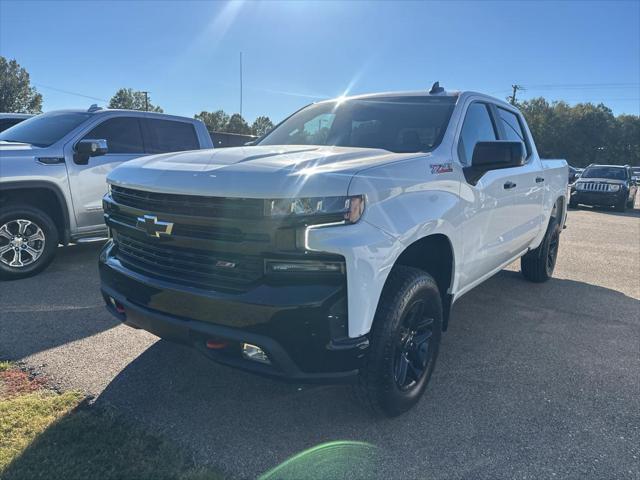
524, 82, 639, 90
32, 83, 107, 102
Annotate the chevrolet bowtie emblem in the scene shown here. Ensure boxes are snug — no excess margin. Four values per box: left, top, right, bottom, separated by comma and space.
136, 215, 174, 238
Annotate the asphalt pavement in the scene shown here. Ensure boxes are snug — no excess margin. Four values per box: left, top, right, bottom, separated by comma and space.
1, 204, 638, 480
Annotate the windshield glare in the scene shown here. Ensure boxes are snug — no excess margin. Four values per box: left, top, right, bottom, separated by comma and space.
0, 112, 92, 147
581, 167, 627, 180
258, 96, 457, 153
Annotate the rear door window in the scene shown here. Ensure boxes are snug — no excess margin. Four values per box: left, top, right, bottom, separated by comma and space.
457, 103, 497, 165
142, 118, 199, 154
83, 117, 144, 154
497, 107, 530, 156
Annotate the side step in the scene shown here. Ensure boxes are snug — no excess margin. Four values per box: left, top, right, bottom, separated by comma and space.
74, 236, 108, 244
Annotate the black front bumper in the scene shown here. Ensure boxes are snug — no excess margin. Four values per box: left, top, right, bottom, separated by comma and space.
99, 241, 368, 383
571, 190, 624, 207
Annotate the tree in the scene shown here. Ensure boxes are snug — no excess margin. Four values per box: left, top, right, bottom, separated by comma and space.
109, 88, 163, 112
251, 115, 274, 136
223, 113, 252, 135
518, 97, 639, 167
194, 110, 229, 131
0, 57, 42, 113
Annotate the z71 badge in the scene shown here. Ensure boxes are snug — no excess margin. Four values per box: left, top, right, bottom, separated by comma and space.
430, 163, 453, 174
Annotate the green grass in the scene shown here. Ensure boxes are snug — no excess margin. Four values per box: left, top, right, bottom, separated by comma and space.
0, 361, 13, 372
0, 364, 223, 480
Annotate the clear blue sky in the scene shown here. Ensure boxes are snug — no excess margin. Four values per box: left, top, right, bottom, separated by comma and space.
1, 0, 638, 122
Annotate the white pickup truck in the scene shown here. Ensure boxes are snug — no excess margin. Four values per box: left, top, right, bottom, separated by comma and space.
99, 85, 568, 416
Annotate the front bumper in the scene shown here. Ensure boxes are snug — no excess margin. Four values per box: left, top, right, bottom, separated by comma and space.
99, 241, 368, 383
571, 190, 624, 206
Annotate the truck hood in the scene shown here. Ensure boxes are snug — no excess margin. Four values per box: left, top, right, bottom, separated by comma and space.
108, 145, 417, 198
575, 178, 626, 185
0, 142, 41, 156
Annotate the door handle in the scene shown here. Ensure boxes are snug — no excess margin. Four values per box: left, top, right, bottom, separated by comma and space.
503, 181, 517, 190
535, 177, 545, 183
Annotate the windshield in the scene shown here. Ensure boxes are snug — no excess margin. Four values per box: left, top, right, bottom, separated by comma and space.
0, 112, 92, 147
258, 96, 457, 153
581, 166, 627, 180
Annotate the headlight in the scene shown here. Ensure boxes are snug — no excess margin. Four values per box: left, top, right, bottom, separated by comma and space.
264, 195, 365, 224
576, 183, 585, 190
608, 184, 621, 192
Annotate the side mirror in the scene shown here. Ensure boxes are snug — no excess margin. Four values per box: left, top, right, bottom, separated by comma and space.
74, 139, 108, 165
464, 141, 525, 184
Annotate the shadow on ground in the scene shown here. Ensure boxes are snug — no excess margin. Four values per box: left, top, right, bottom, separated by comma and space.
95, 271, 639, 480
0, 243, 118, 359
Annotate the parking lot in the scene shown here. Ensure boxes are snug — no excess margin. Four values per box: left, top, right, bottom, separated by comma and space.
1, 204, 638, 480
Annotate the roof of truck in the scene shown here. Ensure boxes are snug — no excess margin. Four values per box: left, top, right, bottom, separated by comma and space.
0, 113, 33, 119
319, 89, 516, 110
34, 108, 200, 123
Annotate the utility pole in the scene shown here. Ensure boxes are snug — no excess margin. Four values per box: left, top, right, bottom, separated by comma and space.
239, 52, 243, 117
142, 91, 149, 111
509, 84, 523, 105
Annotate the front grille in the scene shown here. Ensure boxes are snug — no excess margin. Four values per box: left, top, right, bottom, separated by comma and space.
579, 182, 614, 192
111, 185, 265, 218
108, 211, 270, 244
114, 233, 263, 291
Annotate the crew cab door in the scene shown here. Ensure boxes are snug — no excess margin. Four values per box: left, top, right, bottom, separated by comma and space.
456, 102, 544, 290
64, 116, 146, 231
64, 116, 202, 232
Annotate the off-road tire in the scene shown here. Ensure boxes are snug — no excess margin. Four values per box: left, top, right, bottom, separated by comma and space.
0, 205, 59, 280
521, 214, 561, 283
355, 266, 443, 417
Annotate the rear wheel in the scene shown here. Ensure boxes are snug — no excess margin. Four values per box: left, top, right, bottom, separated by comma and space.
0, 205, 59, 280
355, 266, 442, 417
521, 210, 561, 283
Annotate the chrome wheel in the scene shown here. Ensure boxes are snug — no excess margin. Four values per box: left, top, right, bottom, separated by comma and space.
0, 219, 46, 268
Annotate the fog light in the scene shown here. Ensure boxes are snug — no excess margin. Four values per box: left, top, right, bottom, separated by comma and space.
241, 343, 271, 364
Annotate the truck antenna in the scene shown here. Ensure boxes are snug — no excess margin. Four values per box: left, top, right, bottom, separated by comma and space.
429, 81, 444, 94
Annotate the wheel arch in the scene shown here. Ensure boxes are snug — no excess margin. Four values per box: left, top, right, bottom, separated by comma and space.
391, 233, 455, 331
0, 181, 71, 245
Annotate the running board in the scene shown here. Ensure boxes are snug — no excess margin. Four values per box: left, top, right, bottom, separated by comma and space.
75, 236, 108, 244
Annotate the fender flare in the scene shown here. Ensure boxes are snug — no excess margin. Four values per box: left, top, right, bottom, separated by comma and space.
0, 180, 72, 244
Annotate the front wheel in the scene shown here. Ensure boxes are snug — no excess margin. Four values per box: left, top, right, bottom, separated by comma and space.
0, 205, 59, 280
355, 266, 443, 417
627, 194, 636, 209
521, 213, 561, 283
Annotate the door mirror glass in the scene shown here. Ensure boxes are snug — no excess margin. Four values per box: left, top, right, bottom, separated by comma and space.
74, 139, 108, 164
464, 141, 525, 184
472, 141, 525, 168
